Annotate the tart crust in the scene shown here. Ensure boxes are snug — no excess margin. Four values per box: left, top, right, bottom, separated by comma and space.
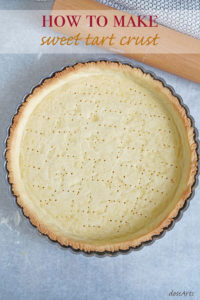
6, 61, 198, 253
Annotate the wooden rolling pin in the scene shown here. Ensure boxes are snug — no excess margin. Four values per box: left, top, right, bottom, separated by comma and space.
52, 0, 200, 83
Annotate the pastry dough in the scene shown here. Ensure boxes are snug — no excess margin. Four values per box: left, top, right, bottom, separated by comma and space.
6, 62, 198, 252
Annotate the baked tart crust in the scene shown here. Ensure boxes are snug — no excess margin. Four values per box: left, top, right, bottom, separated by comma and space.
6, 61, 198, 253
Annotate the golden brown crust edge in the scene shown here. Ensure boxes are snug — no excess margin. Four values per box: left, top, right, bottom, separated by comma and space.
6, 61, 198, 253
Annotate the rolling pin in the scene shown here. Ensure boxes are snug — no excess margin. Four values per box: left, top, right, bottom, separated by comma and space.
52, 0, 200, 84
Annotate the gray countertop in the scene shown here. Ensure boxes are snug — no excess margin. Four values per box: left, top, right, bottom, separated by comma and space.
0, 1, 200, 300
